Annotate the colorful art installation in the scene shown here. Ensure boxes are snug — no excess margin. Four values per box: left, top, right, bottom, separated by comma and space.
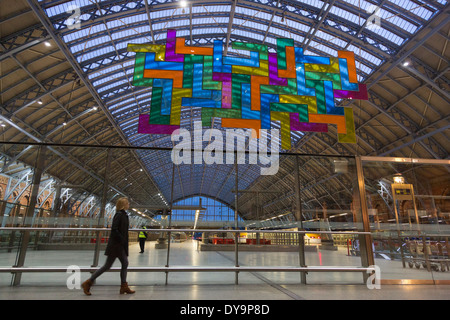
128, 29, 368, 149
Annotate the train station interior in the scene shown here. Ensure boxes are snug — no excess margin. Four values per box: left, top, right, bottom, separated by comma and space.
0, 0, 449, 301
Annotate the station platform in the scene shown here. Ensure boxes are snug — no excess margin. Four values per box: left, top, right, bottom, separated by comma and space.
0, 240, 448, 300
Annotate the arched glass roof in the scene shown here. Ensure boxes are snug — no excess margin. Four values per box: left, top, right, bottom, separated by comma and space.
1, 0, 448, 219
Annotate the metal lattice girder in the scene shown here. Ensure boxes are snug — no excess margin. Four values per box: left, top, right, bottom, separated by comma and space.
366, 90, 447, 159
404, 56, 450, 102
2, 69, 79, 112
4, 168, 33, 202
0, 23, 48, 54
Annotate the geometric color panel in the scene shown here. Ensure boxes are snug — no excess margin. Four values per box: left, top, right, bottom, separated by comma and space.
128, 29, 368, 149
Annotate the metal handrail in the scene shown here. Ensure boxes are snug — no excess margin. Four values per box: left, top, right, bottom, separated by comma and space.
0, 227, 378, 282
0, 227, 372, 235
0, 266, 375, 273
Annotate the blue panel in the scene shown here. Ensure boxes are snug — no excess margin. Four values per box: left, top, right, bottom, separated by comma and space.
304, 55, 330, 65
161, 79, 172, 115
144, 52, 183, 70
324, 81, 344, 115
213, 40, 232, 73
193, 64, 212, 99
294, 47, 330, 65
242, 83, 260, 119
260, 94, 278, 129
294, 48, 315, 96
153, 78, 162, 87
223, 51, 259, 67
181, 97, 221, 108
294, 47, 305, 63
339, 58, 359, 91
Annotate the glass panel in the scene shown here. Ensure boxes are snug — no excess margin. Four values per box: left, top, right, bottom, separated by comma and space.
4, 142, 447, 287
298, 156, 365, 284
362, 158, 450, 283
235, 154, 302, 284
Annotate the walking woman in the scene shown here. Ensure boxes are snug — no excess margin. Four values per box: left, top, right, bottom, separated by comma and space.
81, 197, 135, 295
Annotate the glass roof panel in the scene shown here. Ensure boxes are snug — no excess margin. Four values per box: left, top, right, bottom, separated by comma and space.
235, 6, 272, 20
35, 0, 448, 206
329, 6, 364, 26
286, 19, 311, 34
389, 0, 434, 19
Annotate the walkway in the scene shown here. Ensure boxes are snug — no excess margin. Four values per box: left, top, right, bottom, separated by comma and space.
0, 240, 448, 300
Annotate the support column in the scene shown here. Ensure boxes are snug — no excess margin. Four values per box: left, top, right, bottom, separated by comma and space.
12, 145, 46, 286
355, 156, 375, 283
294, 155, 307, 284
234, 156, 239, 285
92, 148, 112, 268
165, 163, 176, 285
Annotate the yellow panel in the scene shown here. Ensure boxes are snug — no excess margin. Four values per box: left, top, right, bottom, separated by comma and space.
305, 57, 340, 73
279, 95, 317, 114
127, 44, 166, 61
338, 107, 356, 143
232, 60, 269, 76
170, 88, 192, 125
270, 111, 291, 150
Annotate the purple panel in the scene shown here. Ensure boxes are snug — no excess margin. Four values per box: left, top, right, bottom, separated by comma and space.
165, 29, 184, 62
138, 115, 180, 134
333, 84, 368, 100
290, 113, 328, 132
213, 72, 232, 109
269, 52, 287, 86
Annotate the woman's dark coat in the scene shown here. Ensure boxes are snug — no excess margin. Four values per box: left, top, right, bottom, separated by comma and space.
105, 210, 129, 257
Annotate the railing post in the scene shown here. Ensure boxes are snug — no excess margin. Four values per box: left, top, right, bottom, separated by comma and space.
12, 145, 46, 286
165, 163, 176, 285
92, 148, 112, 269
294, 155, 307, 284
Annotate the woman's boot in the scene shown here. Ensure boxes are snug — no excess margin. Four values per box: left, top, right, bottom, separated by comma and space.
120, 282, 135, 294
81, 279, 93, 296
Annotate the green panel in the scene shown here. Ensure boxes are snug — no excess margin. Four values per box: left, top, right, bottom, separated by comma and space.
271, 103, 309, 122
306, 80, 326, 114
231, 74, 251, 110
260, 78, 297, 95
276, 38, 294, 70
133, 53, 153, 87
231, 42, 268, 60
305, 71, 342, 90
149, 87, 170, 124
182, 55, 204, 89
201, 108, 241, 126
203, 56, 222, 90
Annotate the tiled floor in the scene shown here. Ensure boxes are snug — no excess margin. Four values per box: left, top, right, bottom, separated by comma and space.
0, 240, 448, 300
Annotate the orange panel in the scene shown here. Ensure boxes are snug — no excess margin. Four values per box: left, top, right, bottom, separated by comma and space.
175, 38, 214, 56
221, 118, 261, 138
278, 46, 296, 79
251, 75, 269, 111
338, 51, 357, 83
143, 70, 183, 88
309, 114, 347, 134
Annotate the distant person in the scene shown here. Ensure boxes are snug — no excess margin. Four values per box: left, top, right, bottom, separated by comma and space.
139, 226, 148, 253
81, 197, 135, 295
